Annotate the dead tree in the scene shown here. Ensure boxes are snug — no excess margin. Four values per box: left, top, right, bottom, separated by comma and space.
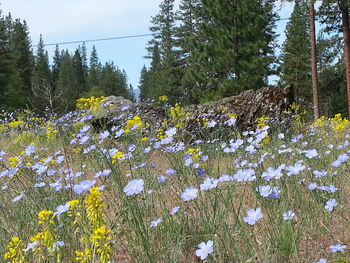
29, 80, 67, 115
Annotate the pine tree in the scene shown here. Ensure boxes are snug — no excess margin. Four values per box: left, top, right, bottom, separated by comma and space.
0, 10, 15, 106
146, 0, 180, 102
81, 42, 88, 73
317, 32, 342, 72
317, 32, 346, 116
32, 35, 51, 89
99, 62, 117, 96
142, 42, 162, 100
79, 42, 89, 93
319, 0, 350, 116
199, 0, 277, 100
128, 84, 136, 101
100, 62, 131, 98
52, 45, 61, 87
87, 45, 101, 90
176, 0, 201, 67
7, 19, 33, 108
175, 0, 207, 103
57, 50, 76, 111
139, 65, 150, 101
116, 69, 130, 98
280, 0, 311, 101
72, 49, 85, 98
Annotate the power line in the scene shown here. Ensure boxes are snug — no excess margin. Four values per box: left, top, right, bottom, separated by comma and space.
33, 33, 154, 47
32, 17, 292, 48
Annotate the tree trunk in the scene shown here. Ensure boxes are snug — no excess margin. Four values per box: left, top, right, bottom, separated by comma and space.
309, 0, 320, 119
340, 1, 350, 117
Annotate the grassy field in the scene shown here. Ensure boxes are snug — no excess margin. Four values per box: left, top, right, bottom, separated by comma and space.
0, 98, 349, 263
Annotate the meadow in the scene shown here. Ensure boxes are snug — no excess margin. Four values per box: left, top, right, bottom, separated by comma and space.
0, 96, 349, 263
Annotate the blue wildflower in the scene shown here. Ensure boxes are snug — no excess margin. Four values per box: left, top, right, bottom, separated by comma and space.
243, 208, 263, 225
150, 218, 162, 227
325, 199, 338, 211
123, 179, 144, 196
180, 187, 199, 201
195, 240, 214, 260
73, 180, 96, 195
330, 244, 347, 253
197, 168, 205, 177
282, 210, 295, 221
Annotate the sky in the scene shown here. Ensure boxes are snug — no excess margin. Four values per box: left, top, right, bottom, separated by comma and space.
0, 0, 308, 95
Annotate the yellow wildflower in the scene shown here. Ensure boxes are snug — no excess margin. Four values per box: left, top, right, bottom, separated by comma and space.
170, 104, 189, 128
8, 120, 24, 129
76, 96, 105, 111
8, 156, 19, 168
4, 237, 26, 263
159, 95, 169, 102
90, 226, 112, 263
75, 248, 92, 263
112, 151, 123, 164
256, 116, 269, 130
331, 113, 349, 134
38, 210, 54, 225
67, 200, 82, 225
36, 210, 56, 252
185, 148, 200, 159
124, 116, 144, 133
84, 187, 105, 229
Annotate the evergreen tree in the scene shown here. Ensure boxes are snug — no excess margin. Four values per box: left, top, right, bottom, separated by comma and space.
7, 19, 33, 108
57, 50, 76, 111
52, 45, 61, 87
280, 0, 311, 101
317, 32, 346, 116
0, 10, 15, 106
146, 0, 180, 102
175, 0, 207, 103
317, 32, 342, 72
79, 42, 89, 93
81, 42, 88, 73
72, 49, 85, 98
87, 45, 101, 90
32, 35, 51, 88
116, 69, 130, 98
198, 0, 278, 100
318, 1, 342, 36
319, 0, 350, 116
99, 62, 116, 96
128, 84, 136, 101
142, 42, 162, 100
99, 62, 131, 98
139, 65, 150, 101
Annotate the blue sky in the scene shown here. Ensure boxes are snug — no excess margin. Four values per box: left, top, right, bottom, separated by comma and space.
0, 0, 311, 93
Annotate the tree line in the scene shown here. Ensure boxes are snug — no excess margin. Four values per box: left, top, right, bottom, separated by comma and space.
0, 10, 134, 113
139, 0, 350, 118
